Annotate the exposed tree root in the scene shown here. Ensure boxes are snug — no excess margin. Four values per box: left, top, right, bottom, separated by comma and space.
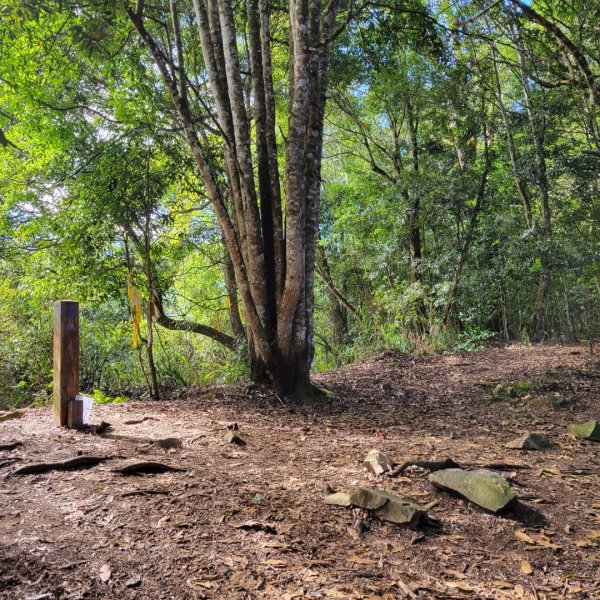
10, 455, 110, 476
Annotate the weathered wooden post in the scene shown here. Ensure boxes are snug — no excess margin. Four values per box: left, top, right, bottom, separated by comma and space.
53, 301, 80, 427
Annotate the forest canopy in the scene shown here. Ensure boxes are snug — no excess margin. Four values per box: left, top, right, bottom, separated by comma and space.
0, 0, 599, 406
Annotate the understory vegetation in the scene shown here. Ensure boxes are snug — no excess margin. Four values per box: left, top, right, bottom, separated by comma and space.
1, 0, 599, 407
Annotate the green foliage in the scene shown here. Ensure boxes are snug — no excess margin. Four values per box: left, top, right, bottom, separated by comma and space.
455, 328, 496, 353
1, 0, 600, 404
92, 389, 128, 405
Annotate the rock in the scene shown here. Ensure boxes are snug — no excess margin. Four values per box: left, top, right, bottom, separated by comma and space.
227, 430, 246, 445
429, 468, 516, 513
155, 437, 182, 449
371, 490, 432, 525
98, 563, 112, 583
0, 410, 24, 423
363, 449, 395, 475
505, 433, 551, 450
322, 483, 335, 495
325, 487, 430, 525
324, 491, 353, 507
568, 420, 600, 442
126, 575, 142, 588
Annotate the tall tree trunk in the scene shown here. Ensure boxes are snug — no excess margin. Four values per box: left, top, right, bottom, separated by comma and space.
316, 245, 352, 345
143, 213, 160, 400
492, 50, 534, 229
404, 100, 429, 335
405, 100, 422, 286
444, 121, 490, 324
561, 276, 577, 341
223, 240, 246, 342
125, 0, 341, 398
516, 37, 553, 341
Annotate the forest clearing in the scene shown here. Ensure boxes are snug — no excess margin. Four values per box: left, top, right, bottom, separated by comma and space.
1, 344, 599, 599
2, 0, 600, 598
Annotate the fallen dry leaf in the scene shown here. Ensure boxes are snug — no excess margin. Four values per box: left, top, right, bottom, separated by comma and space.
445, 581, 475, 591
155, 514, 170, 528
98, 563, 111, 583
515, 530, 535, 544
520, 560, 533, 575
322, 589, 348, 598
265, 559, 287, 567
575, 539, 596, 548
347, 555, 377, 565
445, 569, 468, 579
586, 530, 600, 540
187, 578, 213, 590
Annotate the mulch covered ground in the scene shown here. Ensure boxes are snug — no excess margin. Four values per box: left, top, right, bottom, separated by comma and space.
1, 343, 599, 599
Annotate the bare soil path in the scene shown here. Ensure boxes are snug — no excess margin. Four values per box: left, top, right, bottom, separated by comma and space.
1, 344, 599, 599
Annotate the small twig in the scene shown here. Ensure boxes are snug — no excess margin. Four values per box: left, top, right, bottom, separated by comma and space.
58, 560, 88, 570
120, 488, 172, 497
123, 416, 159, 425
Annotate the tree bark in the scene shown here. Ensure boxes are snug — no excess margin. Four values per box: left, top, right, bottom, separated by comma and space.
444, 121, 491, 325
125, 0, 341, 398
507, 0, 600, 107
516, 36, 552, 341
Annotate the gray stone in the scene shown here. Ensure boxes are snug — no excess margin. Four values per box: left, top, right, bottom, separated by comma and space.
429, 468, 516, 513
324, 492, 353, 507
325, 487, 429, 525
505, 433, 551, 450
126, 576, 142, 588
568, 420, 600, 441
363, 449, 395, 475
226, 430, 246, 445
156, 437, 183, 449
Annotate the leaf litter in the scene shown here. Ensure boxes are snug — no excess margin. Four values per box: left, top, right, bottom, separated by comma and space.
0, 343, 599, 598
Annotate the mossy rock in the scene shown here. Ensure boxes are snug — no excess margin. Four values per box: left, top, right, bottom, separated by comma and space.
568, 420, 600, 442
429, 468, 516, 513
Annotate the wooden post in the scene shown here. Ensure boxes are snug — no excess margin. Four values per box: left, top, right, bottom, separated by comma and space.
53, 301, 79, 427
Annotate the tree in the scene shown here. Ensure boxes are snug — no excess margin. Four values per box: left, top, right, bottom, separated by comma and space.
121, 0, 345, 397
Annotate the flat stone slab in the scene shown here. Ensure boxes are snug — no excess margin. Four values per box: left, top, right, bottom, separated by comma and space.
505, 433, 551, 450
568, 420, 600, 442
325, 487, 430, 525
429, 468, 516, 513
363, 449, 395, 475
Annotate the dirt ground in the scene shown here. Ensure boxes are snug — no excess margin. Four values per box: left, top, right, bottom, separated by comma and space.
1, 343, 599, 599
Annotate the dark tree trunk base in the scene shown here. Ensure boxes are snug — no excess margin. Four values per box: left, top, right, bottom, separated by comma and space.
250, 355, 324, 402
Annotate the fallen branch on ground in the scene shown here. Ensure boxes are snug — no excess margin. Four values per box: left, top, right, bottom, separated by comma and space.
389, 458, 461, 476
123, 416, 159, 425
10, 455, 110, 476
0, 441, 22, 451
